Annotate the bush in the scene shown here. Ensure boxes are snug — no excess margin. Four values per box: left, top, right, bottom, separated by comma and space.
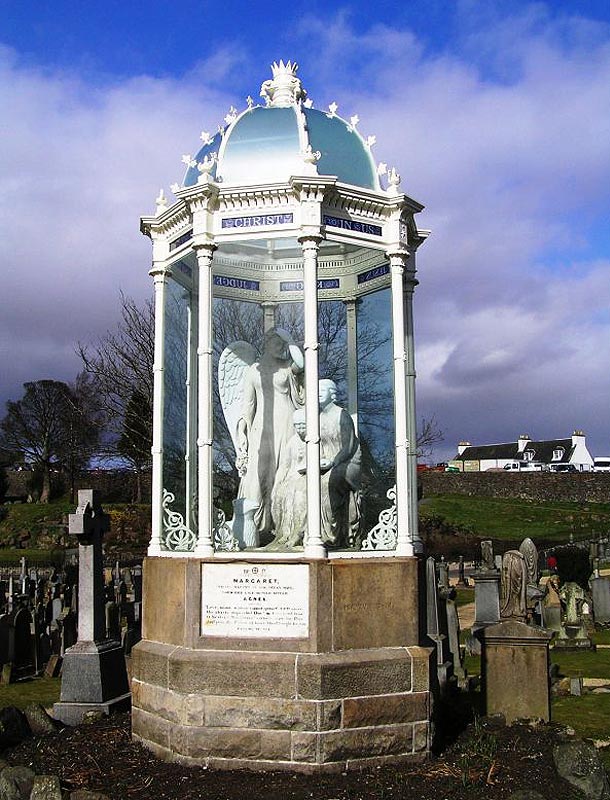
555, 546, 591, 588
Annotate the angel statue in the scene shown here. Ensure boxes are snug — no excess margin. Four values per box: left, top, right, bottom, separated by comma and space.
219, 327, 304, 546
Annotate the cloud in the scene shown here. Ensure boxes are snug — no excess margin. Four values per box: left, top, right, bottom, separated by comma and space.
0, 44, 239, 402
297, 5, 610, 456
1, 4, 609, 463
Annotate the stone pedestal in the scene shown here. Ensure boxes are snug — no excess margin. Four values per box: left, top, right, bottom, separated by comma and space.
473, 570, 500, 626
131, 556, 433, 772
53, 640, 131, 725
481, 619, 553, 723
52, 490, 131, 725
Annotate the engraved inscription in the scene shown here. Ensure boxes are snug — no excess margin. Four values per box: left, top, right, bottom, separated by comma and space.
201, 563, 309, 638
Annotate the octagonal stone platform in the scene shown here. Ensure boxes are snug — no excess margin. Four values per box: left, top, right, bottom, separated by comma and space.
131, 556, 433, 772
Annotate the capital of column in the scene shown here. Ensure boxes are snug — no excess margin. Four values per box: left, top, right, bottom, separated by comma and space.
193, 241, 217, 262
386, 247, 410, 264
298, 233, 323, 254
149, 264, 171, 283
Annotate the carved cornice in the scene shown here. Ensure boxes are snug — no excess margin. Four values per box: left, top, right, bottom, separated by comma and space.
140, 200, 191, 238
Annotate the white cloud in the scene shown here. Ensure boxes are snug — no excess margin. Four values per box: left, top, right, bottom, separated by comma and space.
1, 5, 609, 461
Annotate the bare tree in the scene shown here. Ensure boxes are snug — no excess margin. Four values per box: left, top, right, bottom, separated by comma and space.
77, 293, 154, 501
416, 415, 444, 459
0, 379, 99, 503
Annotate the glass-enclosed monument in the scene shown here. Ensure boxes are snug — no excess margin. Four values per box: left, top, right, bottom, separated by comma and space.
142, 61, 428, 560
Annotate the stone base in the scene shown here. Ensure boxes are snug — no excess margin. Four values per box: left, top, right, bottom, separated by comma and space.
53, 639, 131, 725
53, 693, 131, 726
131, 556, 433, 771
553, 638, 594, 651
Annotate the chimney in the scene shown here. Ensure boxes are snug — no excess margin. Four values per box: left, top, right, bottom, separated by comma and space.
517, 434, 531, 452
572, 430, 585, 445
457, 441, 471, 456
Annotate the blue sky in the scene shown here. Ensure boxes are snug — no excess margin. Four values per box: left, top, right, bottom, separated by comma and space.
1, 0, 610, 461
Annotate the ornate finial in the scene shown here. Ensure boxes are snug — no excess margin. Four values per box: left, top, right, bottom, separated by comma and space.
224, 106, 238, 125
155, 188, 168, 213
197, 153, 217, 183
170, 182, 180, 194
246, 95, 254, 109
181, 154, 196, 168
387, 167, 402, 195
365, 135, 377, 148
260, 60, 307, 107
377, 162, 388, 176
303, 98, 314, 108
301, 144, 321, 175
327, 101, 338, 117
350, 114, 360, 129
200, 131, 213, 145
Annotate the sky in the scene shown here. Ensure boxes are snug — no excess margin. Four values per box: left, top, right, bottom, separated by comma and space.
1, 0, 610, 462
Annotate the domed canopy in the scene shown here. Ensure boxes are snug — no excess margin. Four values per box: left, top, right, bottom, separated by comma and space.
183, 62, 380, 191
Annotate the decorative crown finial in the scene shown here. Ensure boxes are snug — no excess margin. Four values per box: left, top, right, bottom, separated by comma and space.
260, 60, 307, 107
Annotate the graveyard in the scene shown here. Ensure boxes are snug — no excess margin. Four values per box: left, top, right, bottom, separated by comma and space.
1, 57, 610, 800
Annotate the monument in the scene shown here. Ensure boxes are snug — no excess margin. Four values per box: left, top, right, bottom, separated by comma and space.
53, 490, 130, 725
481, 548, 552, 724
131, 61, 432, 770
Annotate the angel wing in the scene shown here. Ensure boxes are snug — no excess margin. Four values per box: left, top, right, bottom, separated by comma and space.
218, 341, 256, 454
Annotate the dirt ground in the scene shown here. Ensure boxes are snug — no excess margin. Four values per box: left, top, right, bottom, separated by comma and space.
5, 711, 587, 800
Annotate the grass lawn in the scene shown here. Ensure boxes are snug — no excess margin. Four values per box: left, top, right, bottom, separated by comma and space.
0, 677, 61, 710
591, 629, 610, 646
420, 494, 610, 541
455, 587, 475, 608
550, 647, 610, 679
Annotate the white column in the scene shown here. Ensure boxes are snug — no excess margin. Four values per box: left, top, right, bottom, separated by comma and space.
388, 249, 413, 556
300, 235, 326, 559
185, 279, 198, 531
194, 243, 216, 557
148, 264, 170, 556
344, 298, 359, 432
261, 301, 278, 334
403, 270, 421, 552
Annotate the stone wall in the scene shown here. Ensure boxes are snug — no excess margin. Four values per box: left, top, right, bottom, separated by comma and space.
421, 472, 610, 504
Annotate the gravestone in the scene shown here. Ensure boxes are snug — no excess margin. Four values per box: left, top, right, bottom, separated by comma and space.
438, 559, 465, 684
53, 490, 130, 725
426, 557, 452, 693
542, 575, 562, 633
591, 576, 610, 628
469, 541, 501, 654
554, 581, 593, 650
457, 555, 467, 586
481, 620, 553, 723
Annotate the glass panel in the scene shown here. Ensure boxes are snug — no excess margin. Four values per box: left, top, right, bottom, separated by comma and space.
356, 288, 396, 539
213, 287, 307, 552
162, 278, 194, 551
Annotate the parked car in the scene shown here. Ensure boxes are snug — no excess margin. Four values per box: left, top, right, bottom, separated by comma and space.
548, 463, 578, 473
503, 461, 545, 472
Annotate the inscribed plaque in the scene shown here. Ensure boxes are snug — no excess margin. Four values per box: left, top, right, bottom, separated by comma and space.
201, 563, 309, 638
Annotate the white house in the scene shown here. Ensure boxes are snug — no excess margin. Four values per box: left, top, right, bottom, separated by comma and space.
452, 431, 594, 471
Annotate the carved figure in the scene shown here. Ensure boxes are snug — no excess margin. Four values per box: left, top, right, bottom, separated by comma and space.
519, 537, 539, 587
318, 379, 362, 547
545, 574, 562, 608
219, 329, 304, 543
500, 550, 527, 621
560, 582, 586, 625
268, 408, 308, 549
481, 540, 495, 571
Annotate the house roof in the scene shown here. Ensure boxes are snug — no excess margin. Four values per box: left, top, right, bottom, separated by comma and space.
455, 438, 575, 463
